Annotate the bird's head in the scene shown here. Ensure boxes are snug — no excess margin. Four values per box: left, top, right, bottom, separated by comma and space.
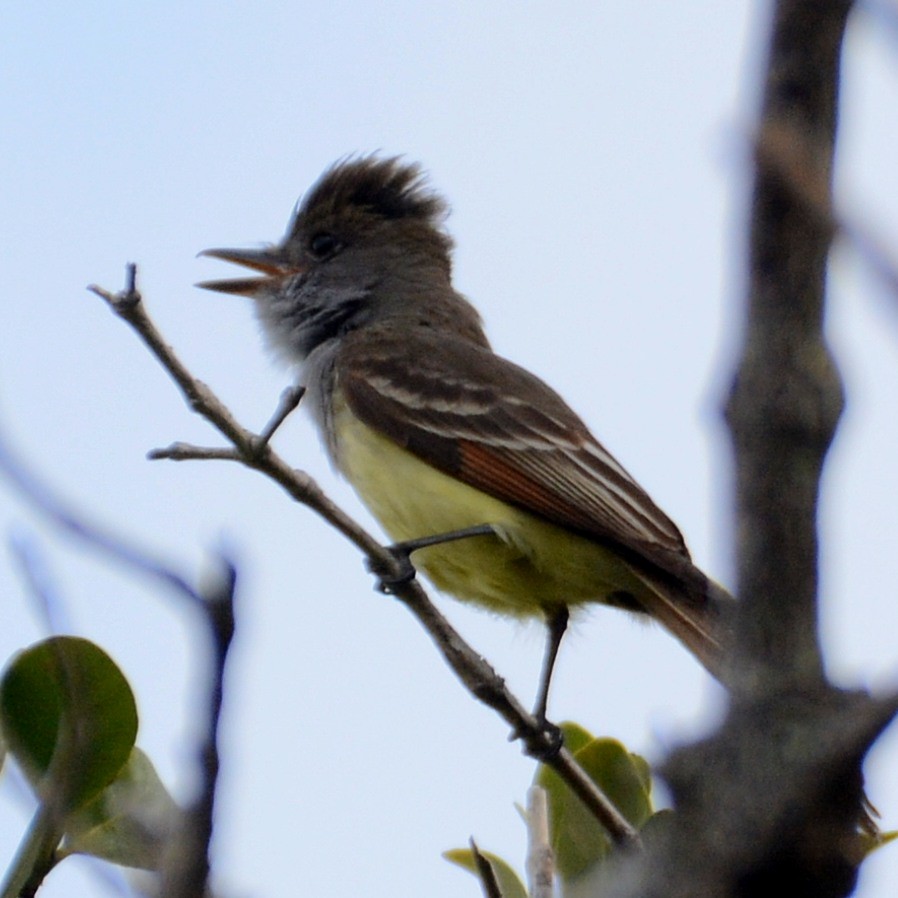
198, 155, 472, 362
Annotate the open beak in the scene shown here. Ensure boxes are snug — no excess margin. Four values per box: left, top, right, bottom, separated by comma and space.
196, 247, 306, 296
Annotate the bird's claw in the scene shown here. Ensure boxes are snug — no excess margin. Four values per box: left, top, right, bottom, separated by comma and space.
368, 544, 418, 593
510, 717, 565, 762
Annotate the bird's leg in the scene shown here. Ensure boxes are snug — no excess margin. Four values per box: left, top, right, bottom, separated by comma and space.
533, 606, 570, 725
372, 523, 497, 593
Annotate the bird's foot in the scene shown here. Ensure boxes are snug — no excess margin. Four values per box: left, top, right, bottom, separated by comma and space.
368, 543, 419, 593
510, 716, 565, 763
368, 524, 497, 593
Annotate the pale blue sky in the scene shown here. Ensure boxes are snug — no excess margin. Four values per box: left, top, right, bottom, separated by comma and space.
2, 4, 898, 896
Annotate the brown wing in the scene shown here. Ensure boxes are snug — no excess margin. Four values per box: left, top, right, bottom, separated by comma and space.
337, 325, 691, 574
338, 325, 733, 679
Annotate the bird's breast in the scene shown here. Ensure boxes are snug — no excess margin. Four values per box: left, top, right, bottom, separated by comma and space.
329, 395, 646, 617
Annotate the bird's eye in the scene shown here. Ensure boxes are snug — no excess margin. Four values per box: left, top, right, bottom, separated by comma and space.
309, 232, 341, 260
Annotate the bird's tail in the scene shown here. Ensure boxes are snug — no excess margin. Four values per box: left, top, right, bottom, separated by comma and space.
627, 564, 735, 685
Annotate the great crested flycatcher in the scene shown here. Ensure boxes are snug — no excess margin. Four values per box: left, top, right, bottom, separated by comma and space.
199, 155, 734, 707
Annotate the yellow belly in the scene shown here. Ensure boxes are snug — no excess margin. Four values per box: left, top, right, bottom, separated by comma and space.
332, 402, 645, 618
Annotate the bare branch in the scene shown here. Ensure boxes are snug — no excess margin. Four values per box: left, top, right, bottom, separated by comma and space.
254, 384, 306, 449
158, 559, 236, 898
148, 443, 243, 463
0, 426, 198, 605
729, 10, 848, 689
8, 531, 72, 634
526, 786, 554, 898
602, 2, 898, 895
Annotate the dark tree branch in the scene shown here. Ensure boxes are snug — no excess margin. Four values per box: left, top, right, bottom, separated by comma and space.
601, 2, 898, 895
727, 0, 850, 692
158, 559, 236, 898
89, 269, 642, 849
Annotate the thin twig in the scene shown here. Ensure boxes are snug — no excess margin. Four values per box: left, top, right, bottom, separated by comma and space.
149, 443, 243, 462
158, 559, 236, 898
254, 384, 306, 449
8, 530, 72, 634
90, 273, 388, 562
386, 569, 641, 845
526, 786, 554, 898
0, 427, 197, 604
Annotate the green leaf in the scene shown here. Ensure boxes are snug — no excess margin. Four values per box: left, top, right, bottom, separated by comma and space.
0, 636, 138, 812
536, 725, 654, 881
444, 847, 529, 898
60, 747, 179, 869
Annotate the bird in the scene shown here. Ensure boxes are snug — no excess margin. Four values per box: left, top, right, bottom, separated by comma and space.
198, 155, 734, 716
